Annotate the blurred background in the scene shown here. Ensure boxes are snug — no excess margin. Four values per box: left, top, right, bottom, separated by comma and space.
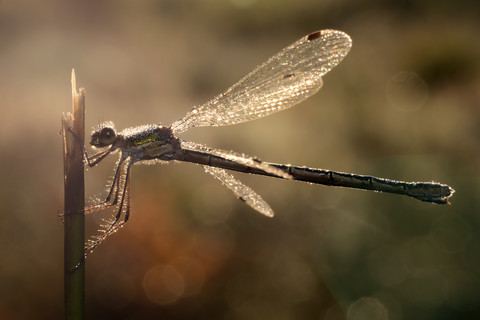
1, 0, 479, 319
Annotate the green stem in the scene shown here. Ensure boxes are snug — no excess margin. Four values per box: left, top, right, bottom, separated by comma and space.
62, 69, 86, 319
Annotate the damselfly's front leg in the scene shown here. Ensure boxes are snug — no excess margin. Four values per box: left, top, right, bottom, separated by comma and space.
83, 156, 126, 215
85, 147, 113, 168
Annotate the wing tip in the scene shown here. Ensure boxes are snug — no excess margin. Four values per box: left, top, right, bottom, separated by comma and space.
306, 29, 352, 50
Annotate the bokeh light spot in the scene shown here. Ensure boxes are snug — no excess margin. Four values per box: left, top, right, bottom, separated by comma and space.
347, 297, 388, 320
386, 71, 427, 112
143, 265, 184, 305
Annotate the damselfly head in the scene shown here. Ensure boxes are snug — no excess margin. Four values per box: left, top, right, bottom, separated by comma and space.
91, 121, 117, 148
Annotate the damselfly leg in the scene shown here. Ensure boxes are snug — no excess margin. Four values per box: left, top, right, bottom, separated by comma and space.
83, 152, 123, 215
84, 158, 132, 256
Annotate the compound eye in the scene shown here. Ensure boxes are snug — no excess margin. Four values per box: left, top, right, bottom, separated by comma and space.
99, 127, 116, 145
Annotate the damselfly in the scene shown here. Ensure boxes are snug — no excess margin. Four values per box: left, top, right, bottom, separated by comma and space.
83, 30, 454, 256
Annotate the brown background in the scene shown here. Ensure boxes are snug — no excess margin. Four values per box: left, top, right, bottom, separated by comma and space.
1, 0, 479, 319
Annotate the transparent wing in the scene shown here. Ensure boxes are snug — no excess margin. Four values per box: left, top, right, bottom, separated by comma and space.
181, 140, 291, 179
204, 166, 274, 217
171, 30, 352, 134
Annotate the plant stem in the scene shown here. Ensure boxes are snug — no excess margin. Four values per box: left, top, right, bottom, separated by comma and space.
62, 69, 86, 319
